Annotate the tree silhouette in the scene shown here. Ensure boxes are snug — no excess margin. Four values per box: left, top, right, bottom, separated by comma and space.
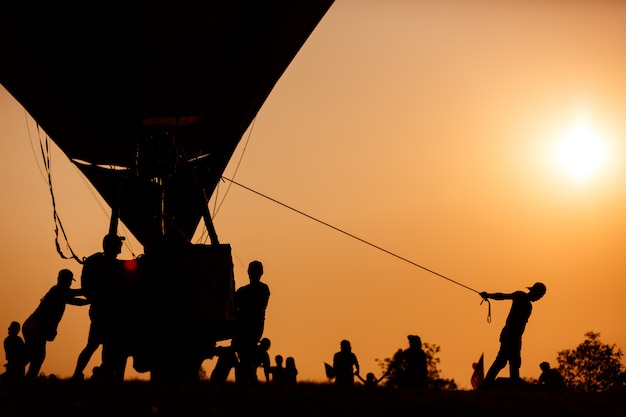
557, 331, 625, 392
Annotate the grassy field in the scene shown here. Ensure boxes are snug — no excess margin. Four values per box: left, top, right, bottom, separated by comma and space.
1, 379, 624, 417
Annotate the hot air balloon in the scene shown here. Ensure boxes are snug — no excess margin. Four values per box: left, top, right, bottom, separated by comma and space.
0, 0, 334, 380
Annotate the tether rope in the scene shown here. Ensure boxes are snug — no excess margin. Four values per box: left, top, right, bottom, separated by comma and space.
37, 129, 83, 264
221, 176, 491, 321
212, 117, 256, 219
27, 112, 136, 261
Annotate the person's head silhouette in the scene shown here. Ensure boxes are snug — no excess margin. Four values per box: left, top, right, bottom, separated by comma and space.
340, 340, 351, 352
407, 335, 422, 349
259, 337, 271, 351
8, 321, 20, 335
527, 282, 546, 301
248, 260, 264, 283
103, 233, 124, 257
57, 269, 74, 287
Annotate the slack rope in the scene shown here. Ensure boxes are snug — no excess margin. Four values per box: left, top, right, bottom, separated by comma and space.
37, 128, 83, 264
221, 177, 491, 322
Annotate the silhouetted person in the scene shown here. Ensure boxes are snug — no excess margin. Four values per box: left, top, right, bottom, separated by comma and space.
269, 354, 286, 384
284, 356, 298, 385
479, 282, 547, 388
233, 261, 270, 383
251, 337, 272, 383
538, 361, 564, 390
73, 233, 125, 380
403, 335, 428, 388
2, 321, 26, 380
332, 339, 360, 387
357, 370, 388, 390
386, 334, 428, 389
22, 269, 88, 378
209, 344, 238, 383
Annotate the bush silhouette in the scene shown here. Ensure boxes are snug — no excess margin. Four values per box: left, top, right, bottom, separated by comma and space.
557, 331, 625, 392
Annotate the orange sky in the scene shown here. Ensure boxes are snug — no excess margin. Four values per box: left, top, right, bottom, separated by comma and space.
2, 0, 626, 389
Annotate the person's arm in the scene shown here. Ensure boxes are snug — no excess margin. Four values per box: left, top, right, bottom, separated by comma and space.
480, 291, 515, 300
68, 288, 84, 296
67, 296, 89, 306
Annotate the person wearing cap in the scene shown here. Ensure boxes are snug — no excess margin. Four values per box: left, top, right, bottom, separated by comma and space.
22, 269, 88, 378
73, 233, 125, 380
479, 282, 547, 388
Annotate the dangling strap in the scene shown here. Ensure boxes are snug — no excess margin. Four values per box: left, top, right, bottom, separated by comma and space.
480, 298, 491, 323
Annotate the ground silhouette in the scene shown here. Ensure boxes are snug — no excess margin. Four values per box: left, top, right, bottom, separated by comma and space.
0, 379, 624, 417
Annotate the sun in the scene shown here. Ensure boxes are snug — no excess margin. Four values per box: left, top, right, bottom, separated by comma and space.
552, 114, 609, 183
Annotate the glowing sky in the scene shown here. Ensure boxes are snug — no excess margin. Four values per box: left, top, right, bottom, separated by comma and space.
1, 0, 626, 388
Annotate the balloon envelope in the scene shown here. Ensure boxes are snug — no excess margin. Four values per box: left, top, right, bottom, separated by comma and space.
0, 1, 334, 246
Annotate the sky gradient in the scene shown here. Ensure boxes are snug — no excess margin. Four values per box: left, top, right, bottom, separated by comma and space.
1, 0, 626, 388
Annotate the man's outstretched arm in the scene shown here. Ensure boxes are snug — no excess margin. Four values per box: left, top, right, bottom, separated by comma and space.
480, 291, 515, 300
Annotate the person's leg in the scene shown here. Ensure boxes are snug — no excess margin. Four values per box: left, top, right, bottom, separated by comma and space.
73, 323, 102, 378
508, 339, 522, 382
25, 337, 46, 379
236, 344, 256, 383
97, 320, 119, 379
73, 342, 100, 378
108, 340, 129, 381
210, 350, 236, 382
482, 346, 508, 385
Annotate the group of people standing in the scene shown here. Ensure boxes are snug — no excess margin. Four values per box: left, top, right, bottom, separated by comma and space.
1, 232, 277, 383
0, 233, 125, 381
2, 239, 551, 390
323, 281, 549, 390
326, 335, 427, 390
209, 259, 300, 386
268, 354, 298, 385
